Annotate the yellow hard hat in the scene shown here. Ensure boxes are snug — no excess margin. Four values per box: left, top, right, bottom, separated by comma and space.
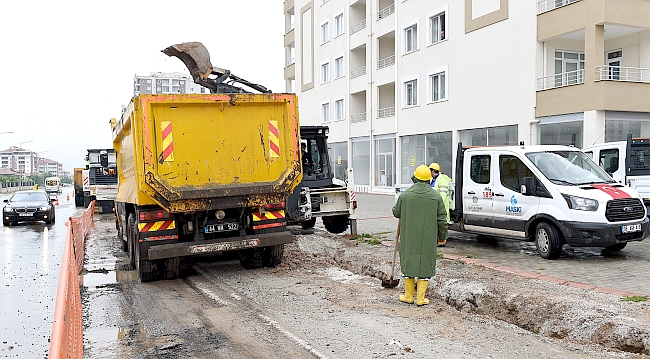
429, 162, 441, 171
414, 165, 433, 181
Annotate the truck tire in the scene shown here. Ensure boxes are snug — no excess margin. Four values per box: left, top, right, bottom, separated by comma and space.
323, 215, 349, 234
239, 248, 265, 269
127, 214, 137, 268
300, 218, 316, 229
161, 257, 180, 280
119, 226, 128, 252
136, 241, 158, 282
75, 194, 83, 207
83, 196, 90, 208
604, 243, 627, 252
264, 244, 284, 267
535, 222, 562, 260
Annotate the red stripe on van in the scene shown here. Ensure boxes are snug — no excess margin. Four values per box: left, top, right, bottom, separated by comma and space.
590, 184, 631, 199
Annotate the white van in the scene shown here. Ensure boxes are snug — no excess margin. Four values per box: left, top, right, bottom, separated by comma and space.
44, 177, 61, 194
450, 144, 649, 259
582, 134, 650, 210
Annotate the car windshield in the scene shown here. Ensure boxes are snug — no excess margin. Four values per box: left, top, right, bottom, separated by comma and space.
11, 192, 48, 202
526, 150, 614, 186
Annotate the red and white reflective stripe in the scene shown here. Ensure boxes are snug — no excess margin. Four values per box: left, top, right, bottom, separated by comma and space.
350, 191, 356, 201
590, 184, 631, 199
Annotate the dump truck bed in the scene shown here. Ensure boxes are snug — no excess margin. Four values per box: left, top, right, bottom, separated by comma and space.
112, 93, 302, 212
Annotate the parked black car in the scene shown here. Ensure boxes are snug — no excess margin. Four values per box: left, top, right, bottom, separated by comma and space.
2, 190, 56, 226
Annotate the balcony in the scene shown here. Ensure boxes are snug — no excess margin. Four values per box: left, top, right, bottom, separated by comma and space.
285, 23, 295, 34
595, 66, 650, 83
377, 55, 395, 70
536, 69, 584, 91
377, 4, 394, 20
285, 57, 295, 67
351, 66, 367, 79
350, 112, 367, 123
350, 19, 366, 34
536, 0, 580, 15
377, 107, 395, 119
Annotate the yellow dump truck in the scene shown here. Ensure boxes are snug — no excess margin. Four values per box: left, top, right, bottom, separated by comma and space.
111, 93, 302, 281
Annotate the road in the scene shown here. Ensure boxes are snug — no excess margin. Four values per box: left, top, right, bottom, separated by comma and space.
0, 186, 79, 359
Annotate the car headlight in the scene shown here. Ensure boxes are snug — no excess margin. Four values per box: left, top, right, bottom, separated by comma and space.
4, 207, 14, 213
562, 194, 599, 211
39, 206, 51, 211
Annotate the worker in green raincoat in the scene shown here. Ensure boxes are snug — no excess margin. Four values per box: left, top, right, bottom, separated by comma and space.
392, 165, 448, 306
429, 162, 452, 246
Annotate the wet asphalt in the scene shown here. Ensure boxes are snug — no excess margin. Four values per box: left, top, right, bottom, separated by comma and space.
0, 187, 79, 359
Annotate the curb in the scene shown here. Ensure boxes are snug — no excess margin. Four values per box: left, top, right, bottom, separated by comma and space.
442, 253, 639, 298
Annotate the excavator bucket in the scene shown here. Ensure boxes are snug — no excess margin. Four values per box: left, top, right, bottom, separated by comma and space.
162, 42, 213, 83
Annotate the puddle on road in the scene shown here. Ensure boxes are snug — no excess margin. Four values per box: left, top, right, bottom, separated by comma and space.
80, 270, 137, 289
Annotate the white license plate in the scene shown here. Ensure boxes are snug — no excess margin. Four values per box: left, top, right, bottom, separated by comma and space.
621, 224, 642, 233
19, 213, 34, 217
205, 222, 239, 233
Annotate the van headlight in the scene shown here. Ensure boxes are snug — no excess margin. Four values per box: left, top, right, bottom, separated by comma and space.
562, 194, 599, 211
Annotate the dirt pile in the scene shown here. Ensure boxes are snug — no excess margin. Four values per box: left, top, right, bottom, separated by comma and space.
286, 230, 650, 355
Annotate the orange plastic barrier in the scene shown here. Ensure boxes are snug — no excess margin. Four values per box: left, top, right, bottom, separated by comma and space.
49, 200, 96, 359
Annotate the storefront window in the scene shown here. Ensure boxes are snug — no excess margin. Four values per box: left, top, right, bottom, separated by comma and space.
328, 142, 348, 181
459, 126, 518, 146
351, 138, 370, 185
605, 119, 650, 142
400, 132, 452, 184
539, 121, 582, 148
374, 136, 396, 187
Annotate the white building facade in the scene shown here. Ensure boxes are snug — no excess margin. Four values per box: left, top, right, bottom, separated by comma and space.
133, 72, 208, 97
283, 0, 650, 192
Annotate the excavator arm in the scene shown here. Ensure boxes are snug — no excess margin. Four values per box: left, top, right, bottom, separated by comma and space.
162, 42, 271, 94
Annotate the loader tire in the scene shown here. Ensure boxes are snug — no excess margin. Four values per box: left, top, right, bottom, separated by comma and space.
323, 215, 349, 234
239, 248, 265, 270
264, 244, 284, 268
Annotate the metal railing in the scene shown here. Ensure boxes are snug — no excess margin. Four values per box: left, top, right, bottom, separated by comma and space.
350, 19, 366, 34
377, 55, 395, 69
286, 23, 295, 34
536, 69, 584, 91
595, 66, 650, 83
286, 57, 295, 67
350, 112, 367, 123
351, 66, 367, 78
537, 0, 580, 14
377, 107, 395, 118
377, 4, 395, 20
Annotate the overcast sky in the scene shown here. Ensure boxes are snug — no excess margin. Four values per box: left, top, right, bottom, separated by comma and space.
0, 0, 285, 172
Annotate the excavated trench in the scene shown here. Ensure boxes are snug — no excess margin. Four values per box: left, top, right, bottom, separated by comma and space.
292, 232, 650, 355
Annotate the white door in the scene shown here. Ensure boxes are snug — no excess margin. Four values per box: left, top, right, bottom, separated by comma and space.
462, 150, 494, 229
607, 50, 622, 80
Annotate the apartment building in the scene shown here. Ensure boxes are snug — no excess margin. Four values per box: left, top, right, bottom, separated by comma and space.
133, 72, 207, 97
0, 147, 54, 175
36, 158, 64, 177
283, 0, 650, 192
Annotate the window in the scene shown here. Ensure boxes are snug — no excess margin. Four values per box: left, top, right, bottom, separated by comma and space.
429, 12, 446, 44
161, 86, 170, 92
554, 50, 585, 86
499, 155, 534, 193
334, 14, 344, 37
321, 103, 330, 123
429, 72, 446, 102
162, 79, 169, 85
321, 22, 330, 44
335, 99, 344, 120
404, 79, 418, 107
470, 155, 491, 184
321, 62, 330, 83
404, 24, 418, 53
147, 79, 151, 83
335, 56, 344, 79
156, 87, 161, 91
147, 86, 151, 91
598, 149, 619, 174
172, 79, 179, 85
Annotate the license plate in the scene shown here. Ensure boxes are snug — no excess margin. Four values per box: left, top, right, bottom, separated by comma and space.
19, 213, 33, 217
621, 224, 642, 233
205, 222, 239, 233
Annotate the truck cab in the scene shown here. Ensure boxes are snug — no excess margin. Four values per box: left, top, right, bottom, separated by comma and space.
582, 134, 650, 211
451, 143, 649, 259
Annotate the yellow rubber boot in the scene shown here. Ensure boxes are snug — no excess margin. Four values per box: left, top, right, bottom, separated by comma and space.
416, 279, 430, 306
399, 277, 415, 304
437, 238, 447, 247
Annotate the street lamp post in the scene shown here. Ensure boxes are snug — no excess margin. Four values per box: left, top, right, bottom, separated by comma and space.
18, 140, 34, 189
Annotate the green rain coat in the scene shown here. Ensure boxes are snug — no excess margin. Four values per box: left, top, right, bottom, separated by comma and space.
433, 173, 452, 222
392, 180, 448, 278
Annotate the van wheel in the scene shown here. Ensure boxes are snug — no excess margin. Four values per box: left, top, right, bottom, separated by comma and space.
300, 218, 316, 229
323, 215, 349, 234
535, 222, 562, 260
604, 243, 627, 252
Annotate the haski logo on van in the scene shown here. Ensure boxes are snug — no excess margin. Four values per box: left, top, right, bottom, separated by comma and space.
506, 195, 522, 215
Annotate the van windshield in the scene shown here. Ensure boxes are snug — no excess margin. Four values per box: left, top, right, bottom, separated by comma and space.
526, 150, 614, 186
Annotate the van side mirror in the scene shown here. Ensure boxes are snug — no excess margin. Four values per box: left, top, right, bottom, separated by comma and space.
521, 177, 536, 196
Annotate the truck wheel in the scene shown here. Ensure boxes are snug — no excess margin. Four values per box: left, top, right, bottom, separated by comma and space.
264, 244, 284, 267
161, 257, 180, 280
323, 215, 349, 234
239, 248, 265, 269
118, 226, 128, 252
535, 222, 562, 260
300, 218, 316, 229
127, 214, 137, 268
135, 241, 158, 282
604, 243, 627, 252
83, 196, 90, 208
75, 194, 83, 207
